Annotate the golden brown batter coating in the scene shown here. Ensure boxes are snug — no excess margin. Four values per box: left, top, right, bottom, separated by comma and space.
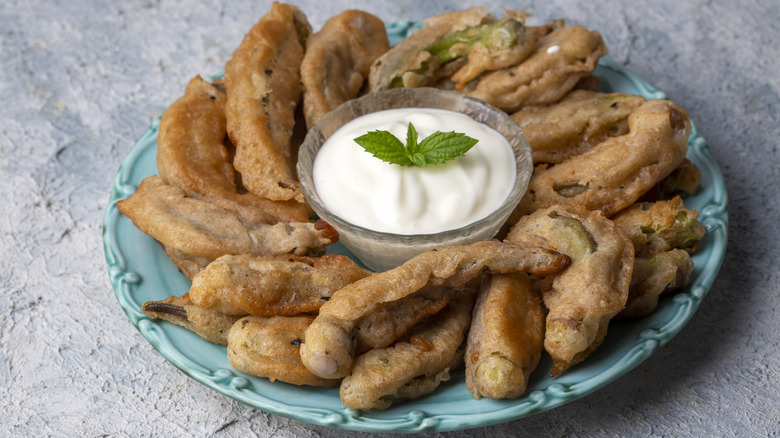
354, 285, 456, 353
156, 76, 232, 201
301, 10, 389, 129
465, 273, 545, 399
612, 197, 705, 318
188, 253, 370, 316
448, 10, 537, 90
228, 315, 341, 387
465, 25, 607, 112
511, 99, 692, 220
368, 8, 542, 92
117, 176, 337, 260
300, 241, 570, 380
142, 293, 241, 346
612, 196, 706, 258
510, 91, 646, 164
224, 2, 311, 202
618, 249, 694, 319
368, 7, 489, 91
507, 205, 633, 376
156, 75, 312, 224
339, 290, 475, 410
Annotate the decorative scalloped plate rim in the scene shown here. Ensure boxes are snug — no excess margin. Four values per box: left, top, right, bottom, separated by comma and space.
102, 22, 728, 433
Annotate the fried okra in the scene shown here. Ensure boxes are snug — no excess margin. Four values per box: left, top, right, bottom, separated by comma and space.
507, 205, 633, 376
510, 91, 646, 164
510, 99, 691, 222
301, 10, 389, 129
339, 290, 475, 409
465, 273, 545, 399
465, 25, 608, 112
300, 241, 570, 379
225, 3, 311, 202
188, 254, 369, 316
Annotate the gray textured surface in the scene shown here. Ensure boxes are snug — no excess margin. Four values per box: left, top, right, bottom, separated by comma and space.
2, 0, 779, 436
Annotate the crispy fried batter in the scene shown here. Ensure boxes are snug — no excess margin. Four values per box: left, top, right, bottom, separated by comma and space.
116, 176, 337, 260
228, 315, 341, 387
506, 205, 633, 376
142, 293, 241, 345
612, 196, 706, 257
449, 10, 537, 90
511, 99, 691, 221
224, 3, 311, 202
188, 253, 370, 316
465, 273, 545, 399
301, 10, 389, 129
300, 240, 570, 379
465, 25, 607, 112
510, 92, 646, 164
368, 8, 544, 92
355, 285, 456, 352
368, 7, 489, 91
618, 249, 694, 319
339, 290, 475, 410
612, 197, 705, 318
157, 75, 312, 223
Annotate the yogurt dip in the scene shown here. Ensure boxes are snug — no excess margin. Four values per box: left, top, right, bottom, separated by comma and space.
312, 108, 516, 235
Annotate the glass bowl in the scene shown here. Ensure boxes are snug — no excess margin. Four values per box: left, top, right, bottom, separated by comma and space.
297, 87, 532, 271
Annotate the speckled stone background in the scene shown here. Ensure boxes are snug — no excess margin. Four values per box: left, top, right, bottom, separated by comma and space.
2, 0, 778, 436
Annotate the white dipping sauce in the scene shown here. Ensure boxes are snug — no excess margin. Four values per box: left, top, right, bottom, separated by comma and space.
312, 108, 516, 235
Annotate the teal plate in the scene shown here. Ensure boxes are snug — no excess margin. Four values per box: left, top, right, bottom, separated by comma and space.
103, 22, 728, 433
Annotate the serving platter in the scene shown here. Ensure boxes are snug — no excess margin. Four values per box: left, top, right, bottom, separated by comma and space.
103, 22, 728, 433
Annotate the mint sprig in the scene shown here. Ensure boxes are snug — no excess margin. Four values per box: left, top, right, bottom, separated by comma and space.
354, 122, 478, 167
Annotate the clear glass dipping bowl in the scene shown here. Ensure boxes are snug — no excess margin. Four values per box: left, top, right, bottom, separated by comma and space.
297, 87, 532, 272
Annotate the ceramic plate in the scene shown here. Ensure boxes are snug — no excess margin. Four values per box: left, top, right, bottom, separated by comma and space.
103, 22, 728, 433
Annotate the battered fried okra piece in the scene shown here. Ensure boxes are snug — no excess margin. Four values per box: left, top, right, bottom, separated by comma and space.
339, 290, 475, 410
225, 3, 311, 202
354, 285, 456, 352
117, 176, 337, 260
506, 205, 634, 376
612, 197, 706, 318
618, 249, 694, 319
142, 293, 241, 345
300, 241, 570, 379
188, 253, 370, 316
301, 10, 389, 129
465, 273, 545, 399
368, 8, 536, 92
510, 92, 646, 164
448, 10, 539, 89
465, 25, 608, 112
510, 99, 691, 221
156, 76, 312, 225
612, 196, 706, 258
227, 315, 341, 387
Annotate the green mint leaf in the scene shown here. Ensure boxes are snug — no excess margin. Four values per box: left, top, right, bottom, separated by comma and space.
354, 122, 479, 167
417, 131, 479, 164
354, 130, 412, 166
409, 152, 426, 167
405, 122, 419, 154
